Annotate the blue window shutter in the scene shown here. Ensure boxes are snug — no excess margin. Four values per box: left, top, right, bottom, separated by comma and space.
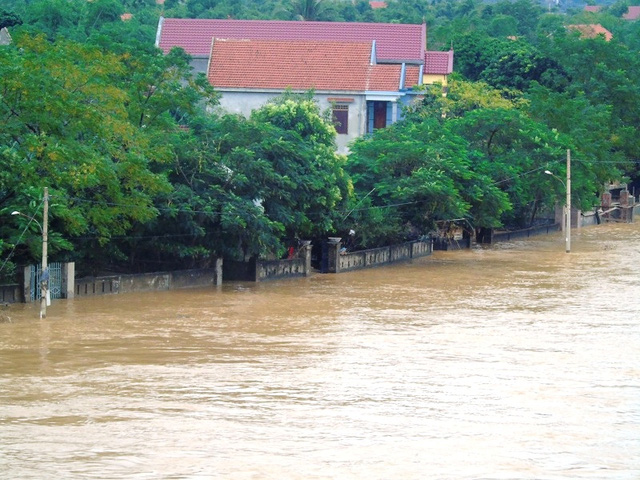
386, 102, 393, 126
367, 102, 374, 133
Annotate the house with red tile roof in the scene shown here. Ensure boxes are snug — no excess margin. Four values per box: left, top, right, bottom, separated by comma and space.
156, 17, 426, 74
207, 38, 422, 153
623, 6, 640, 19
423, 49, 454, 90
155, 18, 429, 151
369, 1, 388, 8
584, 5, 602, 13
568, 24, 613, 41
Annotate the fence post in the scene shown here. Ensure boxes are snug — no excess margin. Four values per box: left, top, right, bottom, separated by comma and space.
300, 241, 312, 277
22, 266, 32, 302
250, 257, 259, 282
327, 237, 341, 273
63, 262, 75, 299
214, 258, 223, 286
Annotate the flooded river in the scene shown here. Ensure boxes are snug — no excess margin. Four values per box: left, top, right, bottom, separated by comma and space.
1, 223, 639, 479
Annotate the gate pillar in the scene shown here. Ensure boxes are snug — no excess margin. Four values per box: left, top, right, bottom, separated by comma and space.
63, 262, 75, 299
22, 266, 32, 303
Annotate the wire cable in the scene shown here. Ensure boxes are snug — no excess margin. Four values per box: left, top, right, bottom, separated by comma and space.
0, 199, 45, 275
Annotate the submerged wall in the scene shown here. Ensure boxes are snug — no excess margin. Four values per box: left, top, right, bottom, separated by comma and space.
327, 239, 432, 274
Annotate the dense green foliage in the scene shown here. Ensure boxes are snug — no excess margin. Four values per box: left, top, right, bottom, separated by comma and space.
1, 0, 639, 280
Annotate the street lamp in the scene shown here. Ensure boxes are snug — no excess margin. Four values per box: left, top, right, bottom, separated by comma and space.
545, 149, 571, 253
11, 187, 49, 318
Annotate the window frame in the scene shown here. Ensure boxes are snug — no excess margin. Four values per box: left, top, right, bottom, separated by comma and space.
332, 104, 349, 135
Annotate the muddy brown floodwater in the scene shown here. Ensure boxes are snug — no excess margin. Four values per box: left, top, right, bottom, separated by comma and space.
1, 222, 639, 479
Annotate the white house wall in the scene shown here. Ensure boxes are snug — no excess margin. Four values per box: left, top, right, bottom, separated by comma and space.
213, 91, 368, 154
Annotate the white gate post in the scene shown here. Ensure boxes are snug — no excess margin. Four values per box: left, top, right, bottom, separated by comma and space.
64, 262, 75, 299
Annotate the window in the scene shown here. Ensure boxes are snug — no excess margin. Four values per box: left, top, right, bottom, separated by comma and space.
332, 105, 349, 134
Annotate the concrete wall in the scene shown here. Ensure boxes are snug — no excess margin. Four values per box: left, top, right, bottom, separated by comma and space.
258, 257, 307, 281
328, 239, 432, 274
190, 56, 209, 75
75, 262, 222, 298
433, 234, 472, 251
423, 73, 447, 87
580, 211, 600, 227
118, 272, 171, 293
75, 276, 120, 297
492, 223, 561, 243
224, 244, 313, 282
0, 284, 21, 304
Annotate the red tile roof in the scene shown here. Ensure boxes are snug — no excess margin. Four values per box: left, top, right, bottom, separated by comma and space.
405, 65, 421, 88
369, 1, 388, 8
568, 24, 613, 41
623, 6, 640, 19
424, 50, 453, 75
157, 18, 426, 63
207, 39, 419, 92
584, 5, 602, 12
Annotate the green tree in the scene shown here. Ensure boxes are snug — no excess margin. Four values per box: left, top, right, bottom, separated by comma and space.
488, 14, 518, 38
0, 34, 214, 272
291, 0, 331, 21
21, 0, 80, 39
248, 96, 351, 243
125, 95, 351, 265
527, 84, 626, 191
449, 108, 578, 227
0, 8, 22, 29
346, 114, 510, 247
81, 0, 124, 35
116, 113, 286, 269
490, 0, 543, 38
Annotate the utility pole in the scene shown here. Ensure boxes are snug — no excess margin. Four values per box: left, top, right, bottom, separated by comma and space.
544, 150, 571, 253
566, 149, 571, 254
40, 187, 48, 319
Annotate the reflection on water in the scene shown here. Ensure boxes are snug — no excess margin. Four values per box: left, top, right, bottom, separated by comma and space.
1, 223, 639, 479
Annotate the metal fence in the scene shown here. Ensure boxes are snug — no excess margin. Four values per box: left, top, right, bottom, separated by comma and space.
29, 262, 63, 302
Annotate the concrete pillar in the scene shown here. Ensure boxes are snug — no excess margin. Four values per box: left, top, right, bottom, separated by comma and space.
327, 238, 342, 274
250, 256, 259, 282
620, 190, 630, 207
23, 266, 32, 303
555, 204, 565, 230
63, 262, 75, 299
299, 241, 312, 277
462, 230, 472, 248
601, 192, 612, 208
214, 258, 223, 286
477, 228, 493, 245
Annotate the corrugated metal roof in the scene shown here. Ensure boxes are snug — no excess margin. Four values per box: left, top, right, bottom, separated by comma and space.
158, 18, 426, 63
207, 39, 419, 92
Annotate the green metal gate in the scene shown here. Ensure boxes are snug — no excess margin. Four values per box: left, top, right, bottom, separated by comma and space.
29, 263, 62, 302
